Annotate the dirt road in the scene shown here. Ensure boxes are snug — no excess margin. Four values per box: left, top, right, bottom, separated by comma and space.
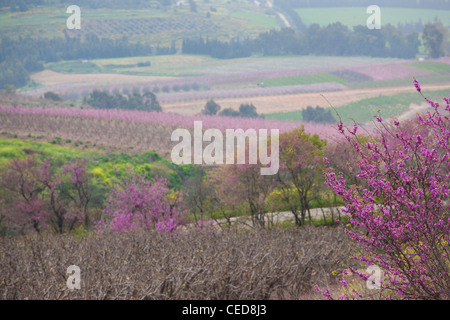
213, 207, 347, 229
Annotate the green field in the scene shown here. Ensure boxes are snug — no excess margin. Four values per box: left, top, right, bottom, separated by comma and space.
295, 7, 450, 28
0, 1, 280, 44
264, 89, 449, 124
348, 74, 450, 90
259, 73, 347, 87
230, 11, 279, 29
0, 136, 193, 189
0, 136, 101, 167
264, 110, 304, 122
45, 55, 401, 78
407, 61, 450, 74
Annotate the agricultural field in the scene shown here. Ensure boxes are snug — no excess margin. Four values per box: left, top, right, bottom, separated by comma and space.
294, 7, 450, 28
25, 55, 450, 117
0, 1, 280, 45
264, 88, 450, 123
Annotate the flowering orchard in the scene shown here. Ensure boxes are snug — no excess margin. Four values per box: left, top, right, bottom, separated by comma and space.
0, 104, 339, 138
320, 80, 449, 299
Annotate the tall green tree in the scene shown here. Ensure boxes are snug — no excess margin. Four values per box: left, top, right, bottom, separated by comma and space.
423, 22, 446, 58
201, 100, 221, 115
239, 103, 259, 118
274, 128, 327, 226
0, 56, 29, 89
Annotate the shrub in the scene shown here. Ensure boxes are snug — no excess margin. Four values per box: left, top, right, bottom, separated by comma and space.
302, 106, 335, 123
98, 168, 186, 233
44, 91, 62, 102
201, 99, 221, 115
321, 80, 450, 300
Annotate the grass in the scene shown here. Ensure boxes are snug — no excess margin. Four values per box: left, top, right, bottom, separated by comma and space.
264, 110, 304, 121
407, 61, 450, 74
0, 136, 100, 167
336, 95, 411, 123
259, 73, 347, 87
92, 54, 219, 77
46, 61, 103, 74
84, 55, 399, 77
231, 11, 278, 28
332, 89, 449, 124
16, 80, 45, 92
263, 89, 449, 124
348, 74, 450, 89
295, 7, 450, 28
0, 137, 194, 189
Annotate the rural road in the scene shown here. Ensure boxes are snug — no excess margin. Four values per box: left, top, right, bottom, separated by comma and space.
267, 0, 291, 28
212, 206, 347, 228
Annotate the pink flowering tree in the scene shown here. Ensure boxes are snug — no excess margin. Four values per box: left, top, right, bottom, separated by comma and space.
1, 157, 50, 233
98, 168, 187, 233
1, 157, 92, 234
321, 80, 449, 299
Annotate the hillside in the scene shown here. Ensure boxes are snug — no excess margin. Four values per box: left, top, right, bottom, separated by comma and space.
0, 0, 449, 304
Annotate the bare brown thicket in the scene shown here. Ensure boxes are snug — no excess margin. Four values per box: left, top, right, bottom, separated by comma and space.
0, 227, 357, 300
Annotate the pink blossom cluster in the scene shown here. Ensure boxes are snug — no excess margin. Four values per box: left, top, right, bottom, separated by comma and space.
323, 80, 450, 299
97, 169, 186, 233
0, 104, 338, 138
1, 157, 92, 233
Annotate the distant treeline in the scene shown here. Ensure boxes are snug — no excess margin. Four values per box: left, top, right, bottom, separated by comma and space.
181, 38, 253, 60
0, 34, 153, 89
182, 23, 421, 59
280, 0, 450, 10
